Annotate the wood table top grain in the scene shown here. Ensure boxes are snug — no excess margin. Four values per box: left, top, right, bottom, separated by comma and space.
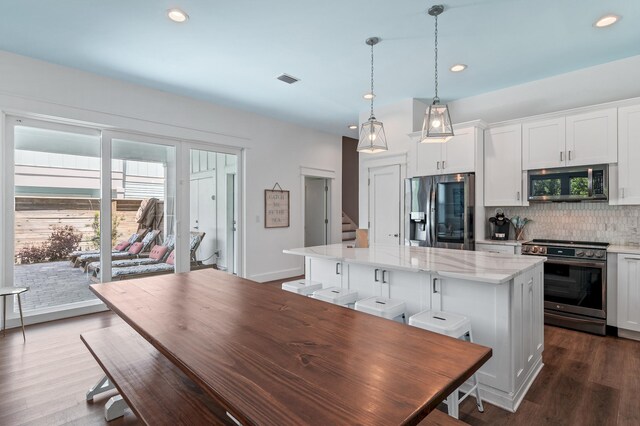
90, 269, 491, 426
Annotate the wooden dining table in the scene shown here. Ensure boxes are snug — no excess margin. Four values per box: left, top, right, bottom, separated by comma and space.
90, 269, 492, 425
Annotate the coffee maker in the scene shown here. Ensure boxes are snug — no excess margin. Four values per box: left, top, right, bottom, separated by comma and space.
488, 209, 510, 240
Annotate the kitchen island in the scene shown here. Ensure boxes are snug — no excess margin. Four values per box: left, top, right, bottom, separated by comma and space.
284, 243, 546, 412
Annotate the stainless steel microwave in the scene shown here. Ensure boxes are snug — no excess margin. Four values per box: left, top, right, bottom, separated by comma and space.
528, 165, 608, 202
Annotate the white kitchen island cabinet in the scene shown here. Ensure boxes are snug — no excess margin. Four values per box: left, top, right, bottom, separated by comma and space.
284, 243, 545, 413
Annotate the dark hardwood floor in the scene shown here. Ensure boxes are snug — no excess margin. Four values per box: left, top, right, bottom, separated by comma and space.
1, 275, 639, 425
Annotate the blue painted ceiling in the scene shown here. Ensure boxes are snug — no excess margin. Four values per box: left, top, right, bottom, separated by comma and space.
1, 0, 639, 136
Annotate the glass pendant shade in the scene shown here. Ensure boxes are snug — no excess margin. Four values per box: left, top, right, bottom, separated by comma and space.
357, 116, 388, 153
421, 100, 454, 143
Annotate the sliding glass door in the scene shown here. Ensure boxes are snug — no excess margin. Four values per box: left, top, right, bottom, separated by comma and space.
10, 118, 103, 313
2, 116, 243, 324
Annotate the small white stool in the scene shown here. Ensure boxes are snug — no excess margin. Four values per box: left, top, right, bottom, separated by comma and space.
311, 287, 358, 307
281, 279, 322, 296
409, 309, 484, 419
354, 296, 406, 323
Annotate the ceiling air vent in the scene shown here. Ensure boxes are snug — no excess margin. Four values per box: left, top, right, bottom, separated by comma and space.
276, 73, 300, 84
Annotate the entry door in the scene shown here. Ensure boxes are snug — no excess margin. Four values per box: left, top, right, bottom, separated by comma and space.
305, 177, 328, 247
190, 173, 217, 265
369, 165, 401, 245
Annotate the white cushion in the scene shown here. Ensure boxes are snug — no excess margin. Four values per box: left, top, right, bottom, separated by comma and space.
354, 296, 406, 320
281, 279, 322, 296
409, 310, 471, 339
312, 287, 358, 306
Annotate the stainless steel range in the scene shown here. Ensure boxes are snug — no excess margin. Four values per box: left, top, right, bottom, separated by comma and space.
521, 239, 609, 335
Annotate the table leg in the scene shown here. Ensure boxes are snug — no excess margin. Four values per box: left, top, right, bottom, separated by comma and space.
17, 294, 26, 342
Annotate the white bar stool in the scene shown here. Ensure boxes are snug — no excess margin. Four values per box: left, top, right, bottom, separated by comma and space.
354, 296, 406, 323
311, 287, 358, 307
408, 309, 484, 419
281, 279, 322, 296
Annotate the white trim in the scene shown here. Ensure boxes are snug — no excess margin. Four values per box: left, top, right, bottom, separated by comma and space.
248, 267, 304, 283
300, 166, 336, 179
100, 131, 113, 283
2, 300, 108, 329
360, 151, 408, 168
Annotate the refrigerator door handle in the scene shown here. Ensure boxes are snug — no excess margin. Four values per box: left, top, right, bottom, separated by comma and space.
430, 180, 437, 247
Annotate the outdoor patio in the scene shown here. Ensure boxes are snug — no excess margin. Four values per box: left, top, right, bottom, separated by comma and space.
14, 261, 97, 312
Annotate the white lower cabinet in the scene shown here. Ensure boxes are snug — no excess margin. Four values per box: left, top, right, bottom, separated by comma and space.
475, 242, 520, 255
307, 258, 348, 288
617, 254, 640, 332
433, 269, 543, 395
346, 264, 430, 317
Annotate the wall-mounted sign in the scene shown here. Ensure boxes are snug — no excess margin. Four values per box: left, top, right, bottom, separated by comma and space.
265, 183, 290, 228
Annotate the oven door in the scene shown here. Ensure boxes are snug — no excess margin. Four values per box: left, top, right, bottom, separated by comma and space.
543, 258, 606, 319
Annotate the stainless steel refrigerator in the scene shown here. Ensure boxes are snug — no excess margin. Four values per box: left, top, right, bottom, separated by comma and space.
404, 173, 475, 250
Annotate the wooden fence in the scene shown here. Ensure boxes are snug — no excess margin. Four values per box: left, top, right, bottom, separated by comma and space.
14, 197, 157, 253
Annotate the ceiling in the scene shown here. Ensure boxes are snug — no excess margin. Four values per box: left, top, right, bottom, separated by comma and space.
1, 0, 639, 137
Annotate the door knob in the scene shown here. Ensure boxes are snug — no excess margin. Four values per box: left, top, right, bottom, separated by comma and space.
389, 234, 399, 237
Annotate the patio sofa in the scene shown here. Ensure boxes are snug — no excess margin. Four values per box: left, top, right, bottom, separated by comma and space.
69, 230, 148, 267
76, 229, 161, 271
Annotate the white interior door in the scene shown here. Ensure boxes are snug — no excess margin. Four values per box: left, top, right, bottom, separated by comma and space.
369, 165, 401, 245
305, 177, 328, 247
226, 173, 237, 274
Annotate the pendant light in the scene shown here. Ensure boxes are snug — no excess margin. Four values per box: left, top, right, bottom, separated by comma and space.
421, 5, 454, 144
358, 37, 388, 154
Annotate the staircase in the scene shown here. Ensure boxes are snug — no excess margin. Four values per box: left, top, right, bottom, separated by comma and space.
342, 212, 358, 242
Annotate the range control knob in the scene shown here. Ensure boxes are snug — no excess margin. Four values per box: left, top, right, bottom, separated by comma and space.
585, 250, 594, 258
531, 246, 539, 254
595, 251, 605, 259
522, 246, 530, 253
576, 250, 585, 257
539, 247, 547, 254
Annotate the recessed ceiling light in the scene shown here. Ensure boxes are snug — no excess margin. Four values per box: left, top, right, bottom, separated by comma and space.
363, 92, 375, 100
167, 8, 189, 23
450, 64, 467, 73
348, 124, 358, 130
594, 14, 620, 28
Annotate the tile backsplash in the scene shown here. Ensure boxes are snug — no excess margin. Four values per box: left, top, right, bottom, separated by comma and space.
486, 204, 640, 246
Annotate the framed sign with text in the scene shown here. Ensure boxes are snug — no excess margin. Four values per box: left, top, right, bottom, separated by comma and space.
265, 185, 290, 228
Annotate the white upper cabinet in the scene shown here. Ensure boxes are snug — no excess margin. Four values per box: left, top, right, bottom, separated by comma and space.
522, 108, 617, 170
484, 124, 523, 206
565, 108, 617, 166
618, 104, 640, 205
522, 117, 566, 170
412, 124, 478, 177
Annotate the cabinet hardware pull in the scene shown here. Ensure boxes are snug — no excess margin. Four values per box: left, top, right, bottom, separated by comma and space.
560, 151, 563, 162
436, 161, 440, 170
442, 160, 446, 169
622, 188, 625, 199
382, 270, 388, 284
374, 268, 380, 282
336, 263, 341, 275
568, 150, 572, 161
433, 277, 439, 294
517, 191, 521, 201
625, 257, 640, 261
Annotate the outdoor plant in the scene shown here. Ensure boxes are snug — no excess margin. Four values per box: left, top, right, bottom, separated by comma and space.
15, 225, 82, 264
90, 212, 123, 249
511, 215, 532, 241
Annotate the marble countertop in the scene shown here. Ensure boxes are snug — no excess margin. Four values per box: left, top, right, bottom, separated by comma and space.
608, 245, 640, 255
284, 244, 545, 285
476, 239, 527, 247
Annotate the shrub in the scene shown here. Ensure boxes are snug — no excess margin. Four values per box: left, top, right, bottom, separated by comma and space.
90, 213, 123, 249
15, 225, 82, 264
47, 225, 83, 261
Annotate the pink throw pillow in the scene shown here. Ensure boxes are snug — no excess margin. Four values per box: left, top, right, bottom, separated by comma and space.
128, 242, 144, 254
166, 251, 175, 265
114, 241, 129, 251
149, 245, 169, 261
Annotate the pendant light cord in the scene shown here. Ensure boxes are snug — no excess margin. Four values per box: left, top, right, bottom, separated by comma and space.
370, 42, 375, 118
434, 13, 439, 102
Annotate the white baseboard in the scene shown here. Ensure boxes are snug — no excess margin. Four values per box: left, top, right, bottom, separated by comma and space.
248, 267, 304, 283
618, 328, 640, 342
3, 300, 108, 329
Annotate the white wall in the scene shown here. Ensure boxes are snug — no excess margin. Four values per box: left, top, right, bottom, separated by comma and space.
0, 50, 342, 289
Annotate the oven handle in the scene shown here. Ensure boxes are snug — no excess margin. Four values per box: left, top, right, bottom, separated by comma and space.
544, 258, 605, 269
